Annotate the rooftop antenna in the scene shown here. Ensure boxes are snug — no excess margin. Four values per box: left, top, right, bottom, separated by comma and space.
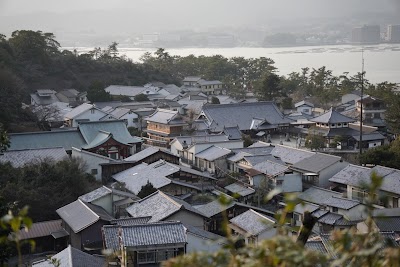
359, 48, 365, 165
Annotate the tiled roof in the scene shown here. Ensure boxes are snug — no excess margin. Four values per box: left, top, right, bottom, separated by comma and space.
8, 130, 86, 151
294, 203, 320, 214
201, 102, 291, 132
243, 155, 284, 166
78, 120, 142, 145
299, 187, 361, 210
224, 183, 255, 197
109, 107, 130, 119
373, 208, 400, 232
183, 76, 202, 82
105, 85, 149, 97
124, 146, 175, 162
122, 222, 187, 247
102, 225, 120, 251
329, 164, 400, 195
32, 245, 105, 267
79, 186, 112, 202
172, 134, 230, 147
271, 145, 314, 165
223, 126, 242, 140
291, 153, 342, 173
0, 147, 68, 168
351, 132, 386, 141
229, 209, 275, 236
311, 108, 356, 124
252, 160, 288, 177
17, 220, 63, 240
305, 240, 328, 254
111, 217, 151, 226
184, 224, 226, 242
195, 146, 232, 161
126, 191, 205, 222
145, 109, 186, 125
64, 103, 97, 119
56, 200, 114, 233
295, 100, 314, 108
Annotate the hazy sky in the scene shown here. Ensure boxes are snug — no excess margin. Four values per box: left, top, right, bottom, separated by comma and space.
0, 0, 399, 36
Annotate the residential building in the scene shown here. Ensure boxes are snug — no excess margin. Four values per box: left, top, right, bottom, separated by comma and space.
71, 147, 117, 181
17, 220, 68, 253
197, 80, 223, 95
329, 165, 400, 208
294, 100, 314, 116
198, 102, 292, 133
56, 89, 87, 106
103, 222, 186, 267
144, 109, 188, 148
104, 85, 161, 100
112, 160, 216, 196
32, 245, 105, 267
78, 186, 139, 218
56, 199, 114, 250
102, 107, 140, 128
352, 25, 381, 44
124, 146, 179, 165
371, 208, 400, 234
185, 224, 227, 253
290, 153, 348, 188
387, 24, 400, 43
355, 95, 386, 128
194, 145, 233, 176
229, 209, 276, 245
195, 199, 274, 236
64, 103, 111, 127
126, 191, 207, 229
224, 182, 255, 203
30, 89, 59, 106
182, 76, 202, 87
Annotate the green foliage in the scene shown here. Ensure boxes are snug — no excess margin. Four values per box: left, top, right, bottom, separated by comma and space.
360, 138, 400, 169
0, 159, 100, 221
281, 97, 293, 109
242, 134, 253, 147
0, 124, 10, 153
255, 72, 282, 101
137, 181, 157, 199
211, 96, 220, 104
134, 93, 150, 102
305, 128, 325, 150
87, 80, 111, 102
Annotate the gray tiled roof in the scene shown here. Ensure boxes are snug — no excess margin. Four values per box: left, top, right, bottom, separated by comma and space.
184, 224, 226, 242
111, 217, 151, 226
305, 240, 328, 254
329, 164, 400, 195
122, 222, 187, 247
124, 146, 175, 162
183, 76, 202, 82
64, 103, 98, 119
271, 145, 315, 165
223, 126, 242, 140
295, 100, 314, 108
252, 160, 288, 177
0, 147, 68, 168
126, 191, 205, 222
243, 155, 284, 166
224, 183, 255, 197
102, 225, 120, 251
229, 209, 275, 236
79, 186, 112, 202
145, 109, 186, 125
311, 108, 356, 124
32, 245, 105, 267
195, 146, 232, 161
8, 130, 86, 151
291, 153, 342, 173
374, 218, 400, 232
105, 85, 149, 97
110, 107, 130, 119
317, 212, 344, 225
56, 200, 113, 233
18, 220, 63, 240
352, 132, 386, 141
294, 203, 320, 214
201, 102, 291, 131
78, 120, 142, 145
299, 187, 360, 210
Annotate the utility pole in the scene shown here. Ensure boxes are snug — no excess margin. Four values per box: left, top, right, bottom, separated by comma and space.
359, 48, 365, 165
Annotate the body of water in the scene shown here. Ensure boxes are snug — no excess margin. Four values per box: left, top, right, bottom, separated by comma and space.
67, 44, 400, 84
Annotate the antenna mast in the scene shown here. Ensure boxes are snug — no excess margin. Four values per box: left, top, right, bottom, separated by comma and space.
359, 48, 364, 164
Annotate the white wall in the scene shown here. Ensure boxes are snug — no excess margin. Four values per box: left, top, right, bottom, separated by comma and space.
120, 112, 139, 128
297, 106, 312, 115
71, 148, 114, 181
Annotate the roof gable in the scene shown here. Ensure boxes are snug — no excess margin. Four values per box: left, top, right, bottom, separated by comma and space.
0, 147, 67, 168
311, 108, 356, 124
230, 209, 275, 236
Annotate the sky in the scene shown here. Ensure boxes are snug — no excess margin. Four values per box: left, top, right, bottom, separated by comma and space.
0, 0, 399, 36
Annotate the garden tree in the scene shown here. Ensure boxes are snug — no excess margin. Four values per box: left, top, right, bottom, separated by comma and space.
280, 97, 293, 109
165, 173, 400, 267
360, 137, 400, 169
255, 72, 283, 101
0, 124, 10, 153
211, 96, 220, 104
137, 181, 157, 199
134, 93, 150, 102
305, 127, 325, 150
242, 134, 253, 147
87, 80, 111, 102
0, 159, 100, 221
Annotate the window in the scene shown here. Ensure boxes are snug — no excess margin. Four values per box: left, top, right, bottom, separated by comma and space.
91, 109, 95, 114
393, 197, 399, 208
303, 108, 309, 113
332, 207, 338, 212
91, 169, 98, 175
137, 251, 156, 264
